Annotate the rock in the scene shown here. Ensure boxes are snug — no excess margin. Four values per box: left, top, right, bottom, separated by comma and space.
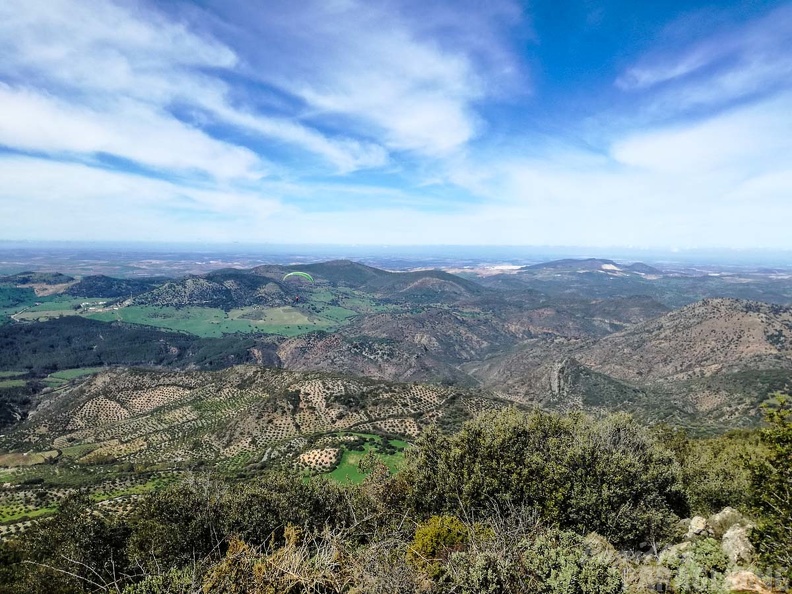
658, 540, 692, 565
709, 507, 749, 538
722, 525, 754, 565
724, 570, 773, 594
686, 515, 713, 540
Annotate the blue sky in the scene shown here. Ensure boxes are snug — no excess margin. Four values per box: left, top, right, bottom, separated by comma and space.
0, 0, 790, 248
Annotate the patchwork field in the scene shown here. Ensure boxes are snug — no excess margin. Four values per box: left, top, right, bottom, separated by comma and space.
0, 365, 513, 534
0, 365, 509, 471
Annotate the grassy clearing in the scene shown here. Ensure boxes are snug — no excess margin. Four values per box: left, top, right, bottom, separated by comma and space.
0, 450, 59, 468
48, 367, 106, 381
86, 305, 258, 336
0, 371, 24, 379
325, 437, 406, 484
11, 297, 107, 321
0, 505, 56, 524
86, 304, 354, 337
90, 476, 174, 503
59, 444, 99, 460
0, 379, 25, 388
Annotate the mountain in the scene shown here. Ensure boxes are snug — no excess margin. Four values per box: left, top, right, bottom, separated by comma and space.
127, 261, 486, 309
0, 365, 512, 469
285, 260, 389, 287
467, 298, 792, 430
130, 273, 289, 309
523, 258, 622, 271
577, 298, 792, 382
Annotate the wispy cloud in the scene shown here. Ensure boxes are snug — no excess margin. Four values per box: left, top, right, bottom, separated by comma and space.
0, 84, 263, 179
204, 0, 523, 155
0, 0, 388, 174
0, 155, 283, 242
616, 4, 792, 112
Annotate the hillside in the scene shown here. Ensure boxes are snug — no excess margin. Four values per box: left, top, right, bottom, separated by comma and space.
577, 298, 792, 382
468, 298, 792, 430
0, 317, 281, 428
65, 275, 161, 298
0, 365, 510, 470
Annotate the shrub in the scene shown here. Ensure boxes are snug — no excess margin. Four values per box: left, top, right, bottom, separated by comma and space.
663, 538, 729, 594
406, 515, 468, 577
405, 409, 687, 547
121, 568, 194, 594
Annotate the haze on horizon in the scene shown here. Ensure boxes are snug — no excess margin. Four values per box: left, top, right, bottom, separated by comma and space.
0, 0, 790, 249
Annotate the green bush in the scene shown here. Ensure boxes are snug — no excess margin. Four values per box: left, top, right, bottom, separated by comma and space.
655, 424, 760, 515
663, 538, 729, 594
407, 515, 468, 577
438, 528, 623, 594
405, 409, 687, 547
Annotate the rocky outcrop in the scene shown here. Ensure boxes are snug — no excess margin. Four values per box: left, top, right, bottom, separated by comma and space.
709, 507, 750, 538
686, 515, 714, 540
725, 570, 773, 594
722, 525, 754, 565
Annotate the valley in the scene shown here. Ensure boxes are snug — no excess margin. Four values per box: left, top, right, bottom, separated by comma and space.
0, 255, 791, 537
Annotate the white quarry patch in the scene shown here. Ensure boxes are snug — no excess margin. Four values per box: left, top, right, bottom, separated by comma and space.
601, 264, 621, 271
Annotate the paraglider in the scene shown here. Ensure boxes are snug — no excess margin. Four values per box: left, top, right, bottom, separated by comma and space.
282, 271, 313, 304
282, 271, 314, 283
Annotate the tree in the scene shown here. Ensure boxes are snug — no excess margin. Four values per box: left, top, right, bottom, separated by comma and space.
750, 394, 792, 575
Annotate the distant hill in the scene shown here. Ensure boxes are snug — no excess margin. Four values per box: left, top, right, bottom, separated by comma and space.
288, 260, 389, 287
523, 258, 621, 271
66, 275, 161, 298
0, 271, 74, 285
522, 258, 662, 275
127, 262, 486, 309
130, 274, 286, 309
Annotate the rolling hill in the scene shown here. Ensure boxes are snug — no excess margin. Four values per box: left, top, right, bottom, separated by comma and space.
0, 365, 512, 470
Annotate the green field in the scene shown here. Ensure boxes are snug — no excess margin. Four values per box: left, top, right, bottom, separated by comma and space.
48, 367, 107, 381
90, 476, 175, 503
11, 297, 108, 321
0, 379, 26, 388
325, 437, 407, 484
0, 371, 24, 379
85, 304, 356, 337
0, 504, 56, 524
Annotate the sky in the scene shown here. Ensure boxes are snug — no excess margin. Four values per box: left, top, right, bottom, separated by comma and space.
0, 0, 790, 248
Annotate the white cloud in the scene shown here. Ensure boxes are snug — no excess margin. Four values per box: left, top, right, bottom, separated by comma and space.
0, 0, 387, 173
612, 94, 792, 174
208, 0, 523, 155
0, 85, 263, 179
0, 156, 283, 242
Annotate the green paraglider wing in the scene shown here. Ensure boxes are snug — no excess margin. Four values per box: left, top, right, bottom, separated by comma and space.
282, 271, 314, 283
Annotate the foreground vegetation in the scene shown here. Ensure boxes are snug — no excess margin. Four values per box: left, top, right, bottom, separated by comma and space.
0, 401, 788, 594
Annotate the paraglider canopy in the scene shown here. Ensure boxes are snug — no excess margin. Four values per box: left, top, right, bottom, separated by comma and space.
282, 271, 314, 283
